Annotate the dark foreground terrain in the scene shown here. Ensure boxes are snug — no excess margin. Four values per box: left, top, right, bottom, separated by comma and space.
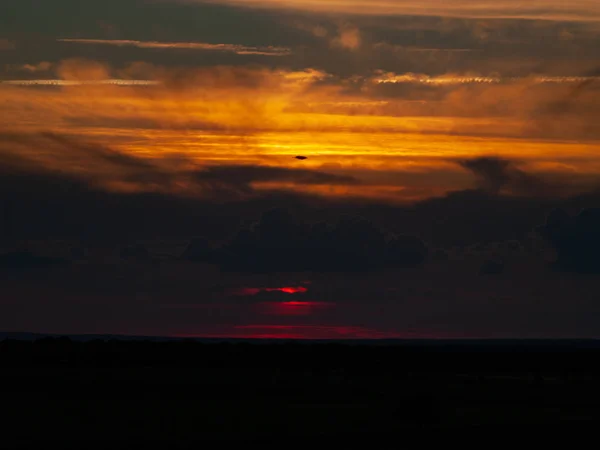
1, 337, 600, 447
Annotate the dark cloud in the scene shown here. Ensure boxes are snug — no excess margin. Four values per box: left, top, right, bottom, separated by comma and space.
181, 237, 216, 263
63, 116, 227, 131
0, 250, 68, 272
536, 208, 600, 274
453, 156, 598, 198
186, 208, 428, 273
479, 259, 505, 275
541, 73, 600, 117
2, 140, 600, 253
192, 165, 360, 189
0, 131, 361, 199
120, 244, 151, 262
40, 132, 158, 171
458, 156, 547, 196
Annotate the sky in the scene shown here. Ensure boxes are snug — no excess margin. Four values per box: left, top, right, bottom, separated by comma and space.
1, 0, 600, 339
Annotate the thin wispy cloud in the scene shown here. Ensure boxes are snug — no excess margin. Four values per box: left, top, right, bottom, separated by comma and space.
0, 79, 159, 86
58, 38, 292, 56
373, 72, 600, 85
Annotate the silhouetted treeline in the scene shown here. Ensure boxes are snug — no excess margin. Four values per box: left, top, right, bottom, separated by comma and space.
2, 338, 600, 378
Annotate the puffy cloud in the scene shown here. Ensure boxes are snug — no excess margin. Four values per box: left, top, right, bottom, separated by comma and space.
331, 24, 361, 51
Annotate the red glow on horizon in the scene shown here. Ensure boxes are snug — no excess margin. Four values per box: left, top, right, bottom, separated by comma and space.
232, 325, 428, 340
259, 301, 334, 316
173, 324, 472, 340
230, 286, 308, 296
266, 286, 308, 294
281, 301, 315, 306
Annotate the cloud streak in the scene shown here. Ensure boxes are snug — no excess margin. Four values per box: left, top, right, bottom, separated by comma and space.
1, 80, 159, 86
372, 72, 600, 86
57, 38, 292, 56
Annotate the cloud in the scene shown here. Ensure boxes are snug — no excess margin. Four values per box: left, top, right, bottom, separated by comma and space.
3, 59, 600, 207
457, 157, 548, 196
371, 72, 600, 86
0, 39, 15, 51
3, 143, 600, 254
195, 208, 429, 273
0, 131, 362, 201
191, 165, 360, 188
14, 62, 53, 73
4, 58, 600, 141
331, 24, 361, 50
536, 208, 600, 273
0, 131, 173, 191
56, 58, 112, 81
0, 251, 69, 272
210, 0, 600, 22
1, 80, 158, 86
57, 38, 292, 56
455, 156, 600, 200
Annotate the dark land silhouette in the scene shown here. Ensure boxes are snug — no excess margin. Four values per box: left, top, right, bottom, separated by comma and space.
2, 336, 600, 448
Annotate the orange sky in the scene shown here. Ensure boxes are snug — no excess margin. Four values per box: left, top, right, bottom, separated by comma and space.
2, 0, 600, 203
2, 61, 600, 202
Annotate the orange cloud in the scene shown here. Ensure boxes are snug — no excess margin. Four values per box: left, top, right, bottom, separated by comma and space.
331, 24, 361, 50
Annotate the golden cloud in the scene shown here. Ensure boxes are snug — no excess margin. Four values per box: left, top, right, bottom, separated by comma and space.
2, 59, 600, 202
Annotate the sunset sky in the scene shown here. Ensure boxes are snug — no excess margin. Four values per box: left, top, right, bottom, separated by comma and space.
1, 0, 600, 339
